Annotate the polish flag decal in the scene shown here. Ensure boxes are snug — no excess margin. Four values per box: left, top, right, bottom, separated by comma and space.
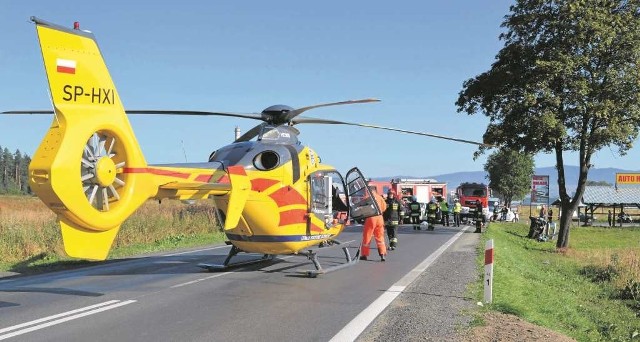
56, 59, 76, 74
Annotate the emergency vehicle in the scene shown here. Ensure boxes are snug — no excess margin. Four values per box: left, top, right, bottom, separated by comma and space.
455, 182, 491, 221
390, 178, 448, 222
366, 180, 392, 195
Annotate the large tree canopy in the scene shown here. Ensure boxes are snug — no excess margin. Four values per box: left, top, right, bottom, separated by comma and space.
457, 0, 640, 248
484, 148, 535, 208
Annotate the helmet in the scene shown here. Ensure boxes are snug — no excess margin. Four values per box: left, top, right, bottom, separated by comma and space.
430, 198, 436, 203
412, 196, 417, 201
454, 198, 459, 202
387, 191, 395, 197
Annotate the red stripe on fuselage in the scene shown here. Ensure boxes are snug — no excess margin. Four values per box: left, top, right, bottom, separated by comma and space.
194, 174, 213, 182
310, 222, 324, 233
123, 167, 190, 179
251, 178, 279, 192
269, 187, 306, 207
227, 166, 247, 176
279, 209, 307, 226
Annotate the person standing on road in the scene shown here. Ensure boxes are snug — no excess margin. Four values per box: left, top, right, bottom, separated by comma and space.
361, 186, 388, 262
453, 198, 462, 227
439, 197, 450, 226
474, 200, 484, 233
409, 196, 422, 230
426, 198, 439, 231
384, 191, 403, 250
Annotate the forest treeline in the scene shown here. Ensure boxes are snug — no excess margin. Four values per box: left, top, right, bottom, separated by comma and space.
0, 145, 31, 195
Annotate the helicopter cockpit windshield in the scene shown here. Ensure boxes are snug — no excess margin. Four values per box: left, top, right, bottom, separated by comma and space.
258, 125, 299, 145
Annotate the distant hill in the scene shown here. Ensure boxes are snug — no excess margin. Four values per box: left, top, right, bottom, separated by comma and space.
373, 166, 639, 201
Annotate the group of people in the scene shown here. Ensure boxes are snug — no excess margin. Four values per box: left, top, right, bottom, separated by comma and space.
425, 197, 463, 230
359, 189, 467, 262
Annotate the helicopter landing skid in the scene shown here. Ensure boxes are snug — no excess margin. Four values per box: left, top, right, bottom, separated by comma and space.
299, 240, 360, 278
198, 245, 274, 271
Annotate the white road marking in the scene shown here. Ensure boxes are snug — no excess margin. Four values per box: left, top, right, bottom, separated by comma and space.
169, 255, 296, 289
0, 300, 136, 340
0, 300, 120, 334
329, 227, 469, 342
171, 272, 232, 288
162, 245, 230, 256
0, 240, 357, 339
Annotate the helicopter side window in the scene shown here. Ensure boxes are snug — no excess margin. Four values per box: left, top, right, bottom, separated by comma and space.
346, 168, 381, 220
310, 172, 330, 220
309, 171, 348, 227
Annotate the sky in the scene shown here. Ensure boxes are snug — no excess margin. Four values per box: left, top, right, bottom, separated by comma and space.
1, 1, 639, 179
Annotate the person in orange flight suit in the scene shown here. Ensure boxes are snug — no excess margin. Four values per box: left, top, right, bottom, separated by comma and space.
360, 186, 388, 262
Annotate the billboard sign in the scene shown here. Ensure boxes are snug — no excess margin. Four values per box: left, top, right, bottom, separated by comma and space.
531, 175, 549, 203
616, 173, 640, 187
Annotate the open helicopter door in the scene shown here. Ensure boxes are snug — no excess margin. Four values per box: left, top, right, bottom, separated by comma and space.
345, 167, 382, 220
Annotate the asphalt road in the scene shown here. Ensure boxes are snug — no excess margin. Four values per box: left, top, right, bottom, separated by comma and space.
0, 224, 478, 342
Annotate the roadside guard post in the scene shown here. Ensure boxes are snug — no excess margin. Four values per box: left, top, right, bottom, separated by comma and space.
484, 239, 494, 303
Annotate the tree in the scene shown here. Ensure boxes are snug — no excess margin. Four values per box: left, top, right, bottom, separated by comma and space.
13, 150, 23, 192
456, 0, 640, 248
484, 148, 535, 208
585, 180, 612, 186
1, 147, 15, 193
20, 154, 31, 194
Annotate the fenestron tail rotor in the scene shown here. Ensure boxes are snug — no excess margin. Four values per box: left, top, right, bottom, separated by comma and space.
81, 132, 125, 211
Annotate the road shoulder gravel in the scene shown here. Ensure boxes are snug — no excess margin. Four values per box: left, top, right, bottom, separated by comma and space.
357, 227, 479, 341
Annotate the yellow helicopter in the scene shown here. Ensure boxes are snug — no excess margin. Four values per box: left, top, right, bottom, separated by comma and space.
5, 18, 486, 276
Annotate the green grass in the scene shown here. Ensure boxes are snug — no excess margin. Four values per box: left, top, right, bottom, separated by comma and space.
475, 222, 640, 341
0, 197, 227, 274
1, 232, 228, 275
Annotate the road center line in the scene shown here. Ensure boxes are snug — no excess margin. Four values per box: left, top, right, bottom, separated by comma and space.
0, 300, 136, 340
169, 255, 297, 289
171, 272, 232, 288
162, 245, 230, 257
329, 227, 469, 342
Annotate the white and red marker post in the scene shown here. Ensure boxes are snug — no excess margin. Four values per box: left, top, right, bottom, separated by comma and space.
484, 239, 494, 303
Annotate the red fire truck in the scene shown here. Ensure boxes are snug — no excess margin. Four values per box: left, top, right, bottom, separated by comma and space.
455, 182, 491, 221
390, 178, 447, 223
366, 180, 392, 196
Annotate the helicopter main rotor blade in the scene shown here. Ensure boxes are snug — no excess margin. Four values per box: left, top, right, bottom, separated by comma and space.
2, 110, 55, 114
292, 117, 490, 146
2, 109, 265, 121
122, 110, 264, 121
235, 122, 267, 142
284, 98, 380, 122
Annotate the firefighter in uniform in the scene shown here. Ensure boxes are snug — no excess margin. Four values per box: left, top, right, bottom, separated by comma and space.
384, 191, 403, 250
453, 198, 462, 227
474, 200, 484, 233
439, 197, 450, 226
426, 198, 439, 231
360, 186, 388, 261
409, 196, 422, 230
